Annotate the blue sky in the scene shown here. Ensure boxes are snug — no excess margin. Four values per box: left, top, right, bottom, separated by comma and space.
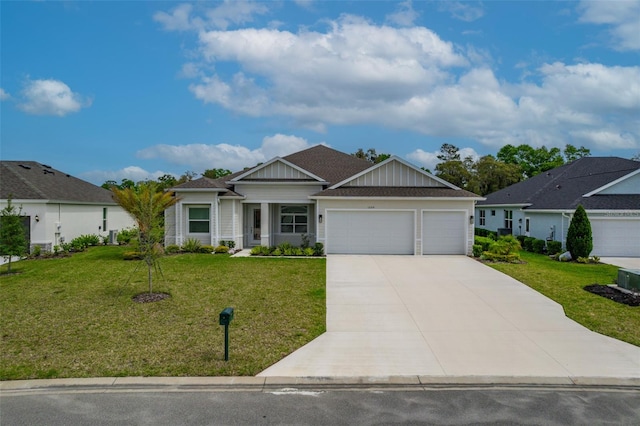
1, 1, 639, 185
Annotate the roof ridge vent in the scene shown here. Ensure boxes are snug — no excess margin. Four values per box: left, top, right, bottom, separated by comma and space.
42, 164, 52, 169
18, 164, 31, 169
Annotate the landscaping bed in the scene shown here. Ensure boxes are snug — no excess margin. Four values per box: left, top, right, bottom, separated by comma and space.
584, 284, 640, 307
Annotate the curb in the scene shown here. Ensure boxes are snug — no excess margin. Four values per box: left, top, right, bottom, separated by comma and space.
2, 376, 640, 393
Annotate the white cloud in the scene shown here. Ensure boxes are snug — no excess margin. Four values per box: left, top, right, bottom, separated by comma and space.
569, 130, 637, 150
162, 9, 639, 154
0, 88, 10, 101
154, 1, 269, 32
438, 1, 485, 22
136, 134, 316, 172
18, 78, 91, 116
578, 0, 640, 51
386, 1, 419, 27
81, 166, 170, 186
407, 147, 480, 170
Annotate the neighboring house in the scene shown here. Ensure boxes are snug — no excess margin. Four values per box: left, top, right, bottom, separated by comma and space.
165, 145, 482, 255
0, 161, 135, 252
475, 157, 640, 257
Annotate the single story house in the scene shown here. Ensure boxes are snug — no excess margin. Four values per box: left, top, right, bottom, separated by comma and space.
0, 161, 135, 252
475, 157, 640, 257
165, 145, 482, 255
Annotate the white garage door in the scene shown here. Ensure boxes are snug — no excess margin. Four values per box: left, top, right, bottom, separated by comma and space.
327, 210, 414, 254
590, 218, 640, 257
422, 211, 466, 255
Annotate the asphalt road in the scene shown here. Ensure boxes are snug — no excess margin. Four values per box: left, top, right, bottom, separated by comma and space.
2, 386, 639, 425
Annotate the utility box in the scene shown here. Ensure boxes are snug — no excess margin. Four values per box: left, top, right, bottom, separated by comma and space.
618, 269, 640, 292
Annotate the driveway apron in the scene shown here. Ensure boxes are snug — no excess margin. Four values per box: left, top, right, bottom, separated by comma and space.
258, 255, 640, 379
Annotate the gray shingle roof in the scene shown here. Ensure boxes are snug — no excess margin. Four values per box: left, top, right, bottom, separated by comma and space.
313, 186, 480, 198
283, 145, 372, 185
1, 161, 117, 204
478, 157, 640, 210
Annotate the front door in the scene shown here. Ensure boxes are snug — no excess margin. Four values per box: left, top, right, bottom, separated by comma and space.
250, 207, 261, 246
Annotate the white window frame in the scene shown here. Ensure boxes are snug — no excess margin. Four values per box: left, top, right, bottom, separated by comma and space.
188, 207, 210, 234
479, 210, 486, 226
504, 210, 513, 229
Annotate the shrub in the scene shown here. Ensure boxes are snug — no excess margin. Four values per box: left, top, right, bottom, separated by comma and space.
31, 245, 42, 257
123, 251, 143, 260
489, 235, 521, 256
213, 245, 228, 254
164, 244, 180, 254
516, 235, 527, 246
277, 242, 294, 252
303, 247, 315, 256
117, 228, 137, 245
313, 242, 324, 256
523, 237, 535, 252
250, 245, 273, 256
301, 233, 310, 249
293, 247, 304, 256
474, 236, 494, 252
475, 228, 497, 239
546, 240, 562, 255
219, 240, 235, 249
272, 248, 282, 256
182, 238, 202, 253
566, 205, 593, 259
472, 244, 483, 258
532, 239, 546, 254
200, 245, 215, 253
250, 246, 263, 255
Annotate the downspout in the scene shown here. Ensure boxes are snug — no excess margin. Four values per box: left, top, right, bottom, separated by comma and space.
232, 200, 236, 247
561, 212, 571, 249
214, 199, 219, 247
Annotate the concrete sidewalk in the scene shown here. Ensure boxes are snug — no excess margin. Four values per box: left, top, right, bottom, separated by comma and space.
258, 255, 640, 379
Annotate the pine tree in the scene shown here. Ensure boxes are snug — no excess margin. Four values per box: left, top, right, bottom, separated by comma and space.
566, 205, 593, 259
0, 198, 28, 273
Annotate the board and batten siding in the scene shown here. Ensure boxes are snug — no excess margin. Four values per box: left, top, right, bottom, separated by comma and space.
344, 161, 446, 187
218, 199, 242, 248
240, 161, 315, 180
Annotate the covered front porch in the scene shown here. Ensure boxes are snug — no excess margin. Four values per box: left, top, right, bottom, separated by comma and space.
243, 202, 316, 248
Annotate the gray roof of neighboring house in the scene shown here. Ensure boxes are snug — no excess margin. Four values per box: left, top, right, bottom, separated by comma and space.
478, 157, 640, 210
0, 161, 117, 204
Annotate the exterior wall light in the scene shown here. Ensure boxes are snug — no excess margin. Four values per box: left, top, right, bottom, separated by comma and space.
319, 214, 323, 223
35, 215, 39, 222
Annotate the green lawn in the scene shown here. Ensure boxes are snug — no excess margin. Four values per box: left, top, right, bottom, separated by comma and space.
489, 251, 640, 347
0, 246, 325, 380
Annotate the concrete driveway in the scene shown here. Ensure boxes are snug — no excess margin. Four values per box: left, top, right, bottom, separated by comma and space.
258, 255, 640, 380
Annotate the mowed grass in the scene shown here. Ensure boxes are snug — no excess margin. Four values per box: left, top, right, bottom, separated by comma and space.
489, 251, 640, 347
0, 246, 325, 380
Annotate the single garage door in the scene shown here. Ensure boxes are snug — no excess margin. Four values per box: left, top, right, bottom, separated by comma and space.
327, 210, 414, 254
590, 218, 640, 257
422, 211, 466, 254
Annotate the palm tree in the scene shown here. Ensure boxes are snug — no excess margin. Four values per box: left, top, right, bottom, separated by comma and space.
111, 182, 179, 294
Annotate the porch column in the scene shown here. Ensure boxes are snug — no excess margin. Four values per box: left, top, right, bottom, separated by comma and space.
260, 202, 270, 247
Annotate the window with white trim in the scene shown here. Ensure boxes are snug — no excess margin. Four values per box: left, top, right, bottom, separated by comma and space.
280, 205, 308, 233
504, 210, 513, 229
102, 207, 107, 231
189, 207, 210, 233
479, 210, 486, 226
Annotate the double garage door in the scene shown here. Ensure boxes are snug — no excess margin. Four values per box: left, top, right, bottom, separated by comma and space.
326, 210, 466, 255
590, 218, 640, 257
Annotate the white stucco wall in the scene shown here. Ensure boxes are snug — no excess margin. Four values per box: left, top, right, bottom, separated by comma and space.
0, 199, 134, 252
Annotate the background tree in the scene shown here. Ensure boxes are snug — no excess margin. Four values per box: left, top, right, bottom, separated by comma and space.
0, 198, 28, 273
352, 148, 391, 164
470, 155, 522, 196
111, 182, 180, 295
433, 144, 473, 189
497, 144, 564, 178
563, 144, 591, 162
566, 205, 593, 260
202, 168, 232, 179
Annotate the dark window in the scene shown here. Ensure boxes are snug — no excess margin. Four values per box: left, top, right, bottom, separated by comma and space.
504, 210, 513, 229
280, 205, 308, 233
479, 210, 486, 226
102, 207, 107, 231
189, 207, 210, 233
491, 210, 496, 216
